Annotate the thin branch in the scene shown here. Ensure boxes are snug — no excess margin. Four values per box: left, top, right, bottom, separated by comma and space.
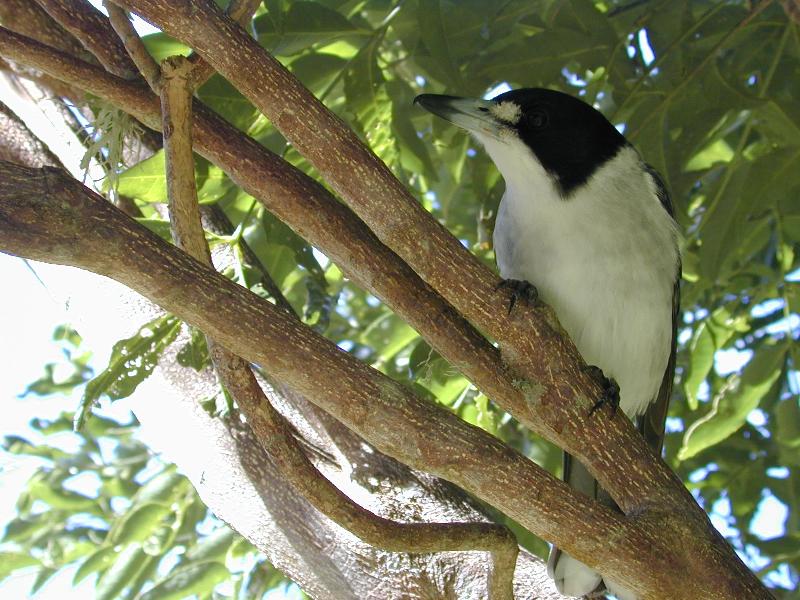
159, 55, 517, 598
104, 1, 160, 90
32, 0, 137, 78
160, 56, 208, 261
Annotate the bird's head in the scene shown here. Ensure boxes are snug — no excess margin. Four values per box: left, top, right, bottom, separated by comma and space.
414, 88, 628, 196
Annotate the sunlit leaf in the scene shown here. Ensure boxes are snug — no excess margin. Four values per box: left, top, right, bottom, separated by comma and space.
76, 315, 181, 430
679, 343, 785, 460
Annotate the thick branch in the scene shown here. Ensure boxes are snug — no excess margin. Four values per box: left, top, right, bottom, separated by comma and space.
0, 26, 529, 469
0, 0, 91, 61
186, 0, 261, 88
0, 72, 557, 599
0, 161, 686, 596
33, 0, 137, 78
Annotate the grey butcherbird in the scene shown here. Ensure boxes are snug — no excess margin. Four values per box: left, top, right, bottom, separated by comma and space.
415, 88, 680, 600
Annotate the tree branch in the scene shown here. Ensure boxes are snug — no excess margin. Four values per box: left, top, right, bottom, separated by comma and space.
0, 100, 62, 167
0, 75, 559, 599
107, 0, 688, 518
33, 0, 137, 78
0, 160, 681, 594
104, 1, 160, 89
185, 0, 262, 88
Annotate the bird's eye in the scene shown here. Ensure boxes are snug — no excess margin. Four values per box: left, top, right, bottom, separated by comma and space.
527, 110, 549, 129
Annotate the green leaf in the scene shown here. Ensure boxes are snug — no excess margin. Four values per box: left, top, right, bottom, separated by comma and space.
679, 343, 785, 460
0, 552, 41, 582
776, 398, 800, 467
29, 477, 99, 511
255, 1, 365, 56
73, 546, 116, 585
31, 567, 57, 594
3, 435, 70, 460
183, 527, 236, 562
2, 516, 52, 543
417, 0, 463, 89
176, 327, 210, 371
117, 153, 232, 205
111, 503, 174, 545
116, 151, 167, 202
289, 53, 347, 94
683, 306, 745, 409
96, 545, 150, 600
141, 32, 191, 62
76, 315, 181, 430
139, 561, 229, 600
135, 470, 187, 505
196, 76, 261, 134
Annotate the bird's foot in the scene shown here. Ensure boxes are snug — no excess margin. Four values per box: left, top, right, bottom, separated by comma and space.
585, 365, 620, 416
496, 279, 539, 314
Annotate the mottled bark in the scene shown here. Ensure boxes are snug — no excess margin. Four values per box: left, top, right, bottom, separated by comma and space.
0, 100, 62, 167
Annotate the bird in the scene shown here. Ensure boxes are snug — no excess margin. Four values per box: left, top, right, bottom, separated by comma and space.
415, 88, 680, 600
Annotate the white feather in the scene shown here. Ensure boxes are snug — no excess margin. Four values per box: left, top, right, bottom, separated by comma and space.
483, 135, 679, 417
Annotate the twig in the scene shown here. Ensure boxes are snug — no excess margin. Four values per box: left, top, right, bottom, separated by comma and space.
104, 1, 160, 90
200, 204, 298, 317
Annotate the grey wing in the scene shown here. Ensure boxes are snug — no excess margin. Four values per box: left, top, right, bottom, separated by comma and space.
638, 163, 679, 452
639, 268, 680, 453
644, 163, 674, 216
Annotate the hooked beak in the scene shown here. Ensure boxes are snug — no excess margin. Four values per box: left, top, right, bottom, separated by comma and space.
414, 94, 500, 138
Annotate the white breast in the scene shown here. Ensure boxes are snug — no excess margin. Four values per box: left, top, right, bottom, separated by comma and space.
488, 140, 679, 417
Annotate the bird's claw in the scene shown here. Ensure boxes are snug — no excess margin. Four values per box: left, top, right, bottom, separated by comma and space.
496, 279, 539, 314
585, 365, 620, 416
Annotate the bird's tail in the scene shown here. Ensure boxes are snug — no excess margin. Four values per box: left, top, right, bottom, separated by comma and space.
547, 456, 639, 600
547, 454, 606, 597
